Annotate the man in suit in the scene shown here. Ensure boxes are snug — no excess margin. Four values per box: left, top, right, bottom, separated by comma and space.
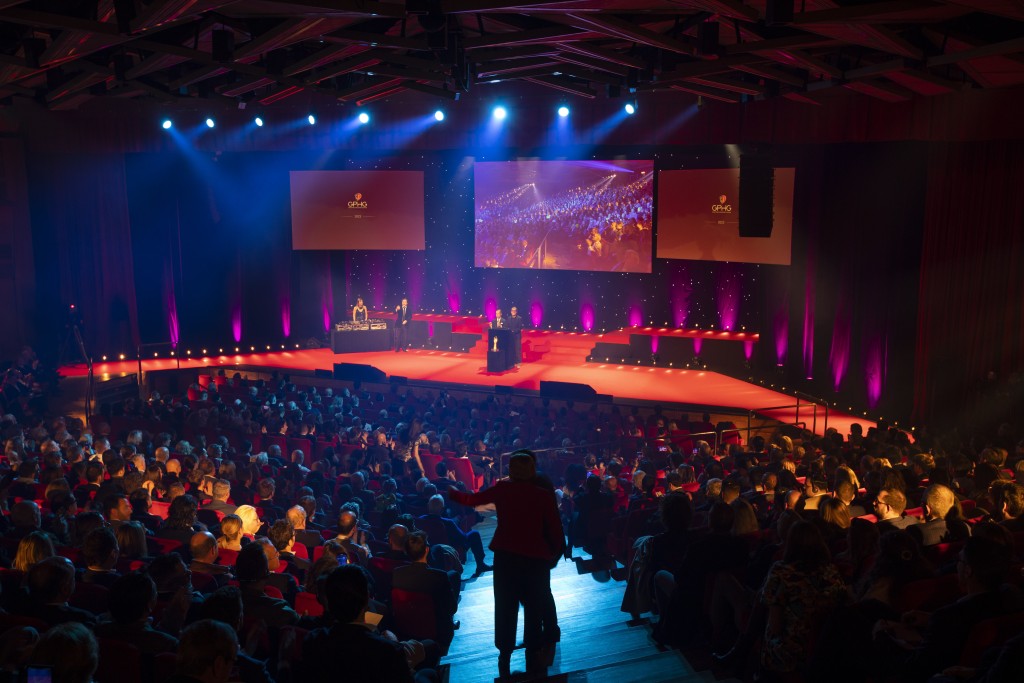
269, 519, 310, 583
908, 484, 970, 547
381, 524, 410, 561
334, 510, 370, 567
395, 297, 412, 352
188, 531, 234, 592
419, 494, 492, 575
392, 531, 459, 650
287, 504, 322, 553
507, 306, 525, 367
201, 479, 237, 516
874, 488, 920, 531
491, 309, 506, 329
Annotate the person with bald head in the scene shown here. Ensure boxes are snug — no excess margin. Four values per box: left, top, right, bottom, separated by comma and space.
449, 450, 565, 678
334, 509, 370, 567
189, 531, 233, 592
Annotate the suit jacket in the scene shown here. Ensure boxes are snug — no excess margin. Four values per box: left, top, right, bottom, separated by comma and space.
908, 517, 971, 546
507, 315, 524, 333
396, 305, 413, 325
491, 316, 506, 329
202, 499, 237, 515
300, 623, 413, 683
878, 515, 919, 531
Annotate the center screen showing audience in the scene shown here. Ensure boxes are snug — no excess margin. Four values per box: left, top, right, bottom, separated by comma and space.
474, 160, 654, 273
656, 168, 795, 265
290, 170, 425, 250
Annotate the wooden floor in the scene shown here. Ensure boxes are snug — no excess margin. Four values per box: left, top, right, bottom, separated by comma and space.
442, 514, 736, 683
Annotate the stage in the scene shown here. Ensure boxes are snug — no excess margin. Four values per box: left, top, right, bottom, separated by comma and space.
62, 322, 875, 440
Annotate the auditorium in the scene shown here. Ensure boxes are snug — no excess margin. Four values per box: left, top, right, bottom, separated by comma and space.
0, 1, 1022, 681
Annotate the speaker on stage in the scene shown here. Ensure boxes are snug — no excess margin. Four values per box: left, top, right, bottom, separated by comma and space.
739, 153, 775, 238
540, 381, 597, 401
314, 369, 333, 380
390, 375, 408, 385
333, 363, 386, 383
495, 385, 513, 396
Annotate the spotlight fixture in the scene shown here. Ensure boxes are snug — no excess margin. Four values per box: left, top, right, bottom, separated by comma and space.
357, 111, 370, 124
161, 119, 173, 130
557, 105, 569, 118
307, 114, 316, 125
205, 118, 215, 128
254, 116, 264, 127
493, 106, 507, 120
624, 102, 636, 115
434, 110, 445, 122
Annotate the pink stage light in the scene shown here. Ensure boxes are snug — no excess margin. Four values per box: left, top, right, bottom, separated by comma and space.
580, 303, 595, 331
168, 306, 179, 349
865, 336, 887, 408
651, 335, 659, 354
447, 291, 460, 314
716, 267, 740, 331
830, 299, 851, 391
530, 301, 543, 327
484, 297, 497, 321
231, 306, 242, 343
744, 340, 754, 360
629, 306, 643, 328
281, 299, 291, 338
670, 265, 690, 327
693, 337, 703, 355
773, 309, 788, 365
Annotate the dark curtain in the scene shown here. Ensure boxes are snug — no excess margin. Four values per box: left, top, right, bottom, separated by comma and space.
914, 142, 1024, 424
30, 153, 139, 359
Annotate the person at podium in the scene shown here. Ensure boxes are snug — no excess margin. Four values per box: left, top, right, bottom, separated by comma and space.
352, 297, 368, 324
507, 306, 524, 368
490, 309, 506, 329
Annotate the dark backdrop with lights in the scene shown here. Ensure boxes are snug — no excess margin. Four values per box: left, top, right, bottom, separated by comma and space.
10, 85, 1024, 426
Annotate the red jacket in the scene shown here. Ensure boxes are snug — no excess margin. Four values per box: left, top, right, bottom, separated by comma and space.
450, 479, 565, 563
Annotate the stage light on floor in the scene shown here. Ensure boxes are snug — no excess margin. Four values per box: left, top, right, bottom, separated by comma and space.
358, 111, 370, 124
434, 110, 445, 122
254, 116, 264, 127
119, 354, 125, 360
161, 119, 173, 130
493, 106, 507, 120
307, 114, 316, 125
102, 355, 107, 361
557, 105, 569, 118
205, 118, 215, 128
624, 102, 636, 115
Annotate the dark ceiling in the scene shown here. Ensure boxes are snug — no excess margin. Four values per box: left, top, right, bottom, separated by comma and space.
1, 0, 1022, 111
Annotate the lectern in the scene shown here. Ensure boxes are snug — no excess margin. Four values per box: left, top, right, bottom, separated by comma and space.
487, 329, 514, 372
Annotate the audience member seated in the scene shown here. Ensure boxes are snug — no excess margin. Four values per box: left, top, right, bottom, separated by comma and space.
129, 488, 162, 532
287, 504, 321, 551
8, 500, 42, 540
197, 585, 275, 683
381, 524, 409, 561
393, 531, 460, 649
255, 536, 300, 603
164, 618, 239, 683
908, 483, 972, 547
874, 487, 919, 530
189, 531, 234, 592
300, 564, 438, 683
157, 495, 206, 556
268, 519, 309, 582
27, 622, 99, 683
419, 494, 491, 575
334, 509, 370, 567
216, 514, 245, 551
202, 479, 237, 516
234, 541, 298, 631
94, 571, 178, 655
23, 556, 96, 627
80, 527, 121, 588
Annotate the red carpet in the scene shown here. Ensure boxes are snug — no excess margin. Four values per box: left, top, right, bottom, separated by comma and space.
63, 329, 871, 439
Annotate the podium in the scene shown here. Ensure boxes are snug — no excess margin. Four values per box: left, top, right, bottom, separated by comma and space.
487, 329, 514, 372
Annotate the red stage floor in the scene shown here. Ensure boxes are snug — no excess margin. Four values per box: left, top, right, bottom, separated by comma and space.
62, 329, 871, 439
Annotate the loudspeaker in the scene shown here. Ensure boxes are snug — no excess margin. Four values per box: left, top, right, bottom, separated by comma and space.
390, 376, 408, 385
739, 153, 775, 238
495, 385, 513, 396
539, 381, 597, 401
697, 22, 719, 56
212, 29, 235, 62
333, 363, 386, 383
314, 369, 333, 379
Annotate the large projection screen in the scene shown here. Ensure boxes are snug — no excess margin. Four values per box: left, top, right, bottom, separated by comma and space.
290, 170, 425, 250
656, 167, 795, 265
474, 160, 654, 272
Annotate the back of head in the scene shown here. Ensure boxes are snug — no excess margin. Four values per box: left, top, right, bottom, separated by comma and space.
28, 556, 76, 602
190, 531, 218, 561
783, 520, 831, 571
167, 494, 198, 529
11, 500, 40, 529
212, 479, 231, 501
406, 530, 429, 562
28, 622, 98, 683
730, 498, 760, 535
882, 487, 907, 515
199, 585, 243, 629
836, 480, 856, 505
234, 540, 269, 583
234, 505, 260, 535
147, 553, 188, 593
962, 535, 1011, 591
508, 451, 537, 481
13, 530, 55, 573
708, 501, 735, 534
176, 619, 239, 679
659, 493, 693, 533
268, 519, 295, 552
427, 494, 445, 515
388, 524, 408, 549
82, 526, 119, 568
324, 565, 369, 622
820, 496, 852, 529
924, 483, 956, 520
108, 571, 157, 624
